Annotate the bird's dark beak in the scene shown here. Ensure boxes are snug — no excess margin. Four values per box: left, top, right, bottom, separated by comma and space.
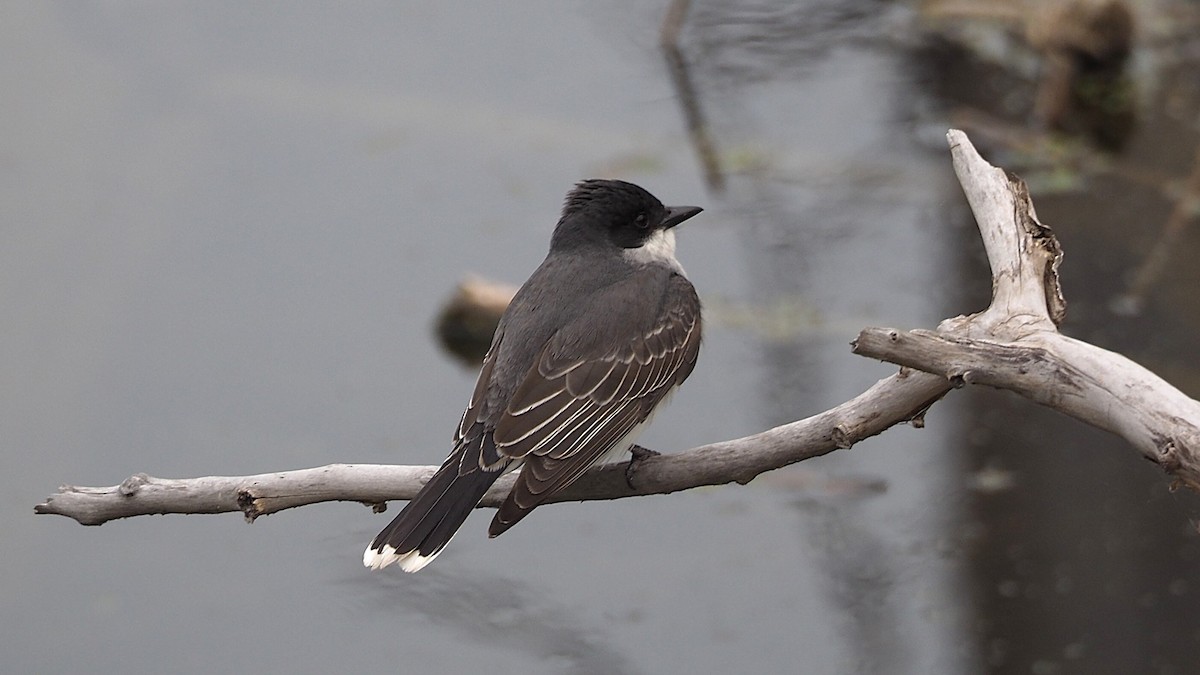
662, 205, 703, 229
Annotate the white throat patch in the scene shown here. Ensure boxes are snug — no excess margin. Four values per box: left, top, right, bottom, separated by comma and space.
623, 228, 684, 274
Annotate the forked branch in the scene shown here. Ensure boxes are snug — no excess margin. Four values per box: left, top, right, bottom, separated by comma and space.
36, 129, 1200, 528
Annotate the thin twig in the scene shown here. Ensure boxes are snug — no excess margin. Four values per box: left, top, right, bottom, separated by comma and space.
1118, 143, 1200, 312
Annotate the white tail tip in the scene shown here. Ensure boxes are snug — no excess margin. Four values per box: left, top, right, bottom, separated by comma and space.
362, 544, 441, 573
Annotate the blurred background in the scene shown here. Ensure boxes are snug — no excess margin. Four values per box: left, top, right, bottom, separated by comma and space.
5, 1, 1200, 673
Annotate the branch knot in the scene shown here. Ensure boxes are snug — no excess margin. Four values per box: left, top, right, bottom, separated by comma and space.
119, 473, 150, 497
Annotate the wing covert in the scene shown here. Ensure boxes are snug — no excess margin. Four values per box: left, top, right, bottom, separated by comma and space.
490, 272, 701, 523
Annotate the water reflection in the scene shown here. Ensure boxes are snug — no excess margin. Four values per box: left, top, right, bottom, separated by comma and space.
681, 4, 977, 670
10, 2, 1200, 673
681, 1, 1200, 672
912, 5, 1200, 672
346, 570, 640, 675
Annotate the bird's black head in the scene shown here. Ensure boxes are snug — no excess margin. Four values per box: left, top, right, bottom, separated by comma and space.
551, 179, 702, 252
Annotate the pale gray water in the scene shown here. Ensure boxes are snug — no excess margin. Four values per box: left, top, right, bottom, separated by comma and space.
7, 2, 1200, 674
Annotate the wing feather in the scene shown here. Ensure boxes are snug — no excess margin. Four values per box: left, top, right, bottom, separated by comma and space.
564, 358, 618, 399
456, 335, 499, 443
487, 272, 701, 536
498, 391, 584, 447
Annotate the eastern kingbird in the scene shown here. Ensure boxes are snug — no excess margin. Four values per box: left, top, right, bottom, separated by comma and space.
364, 179, 703, 572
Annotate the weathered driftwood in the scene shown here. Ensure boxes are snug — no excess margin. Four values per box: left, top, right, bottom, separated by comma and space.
35, 130, 1200, 528
854, 130, 1200, 490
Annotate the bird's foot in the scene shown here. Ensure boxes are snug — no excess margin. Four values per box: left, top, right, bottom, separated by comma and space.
625, 445, 661, 489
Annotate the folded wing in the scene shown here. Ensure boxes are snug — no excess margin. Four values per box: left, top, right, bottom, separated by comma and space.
489, 272, 701, 536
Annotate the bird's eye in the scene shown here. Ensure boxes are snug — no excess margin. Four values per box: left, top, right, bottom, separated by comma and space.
634, 212, 649, 229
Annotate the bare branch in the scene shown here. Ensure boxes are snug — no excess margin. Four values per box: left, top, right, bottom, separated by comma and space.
35, 369, 951, 526
855, 130, 1200, 490
37, 128, 1200, 528
943, 130, 1065, 335
855, 328, 1200, 487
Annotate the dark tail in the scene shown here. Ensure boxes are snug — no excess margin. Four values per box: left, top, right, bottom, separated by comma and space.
363, 456, 500, 572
